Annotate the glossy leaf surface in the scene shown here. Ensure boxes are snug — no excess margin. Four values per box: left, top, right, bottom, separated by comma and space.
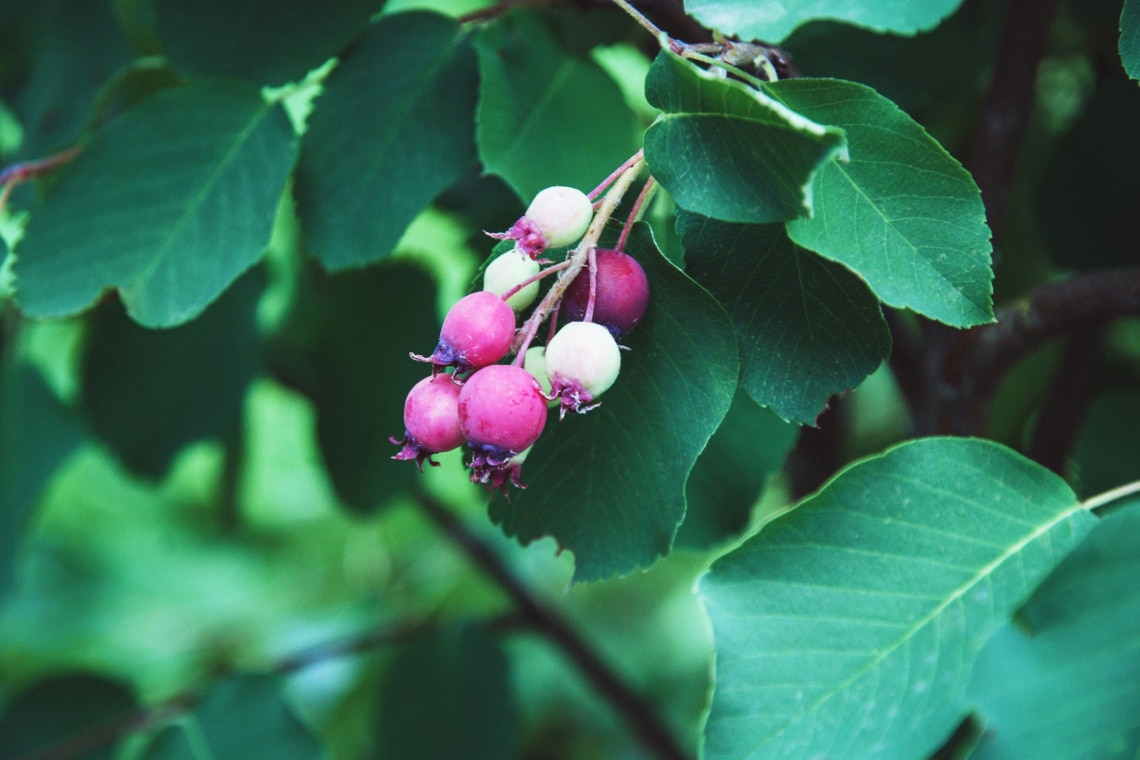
295, 11, 478, 270
776, 78, 993, 327
686, 0, 965, 43
490, 224, 738, 580
14, 81, 297, 327
681, 213, 890, 424
700, 437, 1096, 759
644, 52, 846, 224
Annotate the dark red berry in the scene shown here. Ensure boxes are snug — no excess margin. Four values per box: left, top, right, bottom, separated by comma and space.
562, 249, 649, 338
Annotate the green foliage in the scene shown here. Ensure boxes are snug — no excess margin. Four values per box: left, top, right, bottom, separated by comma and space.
1, 1, 1138, 758
294, 11, 479, 269
1123, 0, 1140, 81
472, 9, 642, 201
700, 438, 1096, 759
142, 674, 322, 759
680, 212, 891, 424
969, 500, 1140, 758
13, 81, 297, 326
644, 51, 847, 224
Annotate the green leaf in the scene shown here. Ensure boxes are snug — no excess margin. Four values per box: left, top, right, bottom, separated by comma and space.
81, 268, 264, 478
143, 674, 321, 760
269, 259, 440, 513
1072, 389, 1140, 498
490, 224, 738, 581
680, 212, 891, 424
776, 78, 994, 327
377, 626, 516, 759
0, 361, 84, 602
294, 11, 478, 270
1123, 0, 1140, 81
0, 672, 137, 760
13, 80, 297, 327
700, 437, 1096, 760
6, 0, 132, 159
969, 499, 1140, 759
644, 52, 847, 224
472, 8, 642, 201
677, 388, 799, 550
154, 0, 383, 87
685, 0, 966, 43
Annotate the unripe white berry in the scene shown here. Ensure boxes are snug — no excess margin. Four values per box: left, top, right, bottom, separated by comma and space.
544, 321, 622, 405
526, 186, 593, 248
483, 248, 541, 310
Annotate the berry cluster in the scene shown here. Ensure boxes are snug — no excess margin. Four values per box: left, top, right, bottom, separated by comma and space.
391, 167, 652, 494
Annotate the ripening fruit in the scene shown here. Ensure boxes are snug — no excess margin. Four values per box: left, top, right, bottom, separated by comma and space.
562, 249, 650, 338
544, 321, 621, 416
390, 374, 465, 470
483, 248, 541, 310
487, 186, 594, 259
413, 291, 516, 374
525, 186, 593, 248
458, 364, 548, 458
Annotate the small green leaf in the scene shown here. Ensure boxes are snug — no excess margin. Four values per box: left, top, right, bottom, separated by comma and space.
644, 52, 847, 224
143, 674, 321, 760
14, 80, 297, 327
0, 361, 84, 602
472, 9, 641, 201
490, 224, 738, 580
776, 78, 994, 327
154, 0, 383, 87
680, 212, 891, 424
377, 626, 516, 760
269, 260, 440, 513
80, 268, 263, 478
969, 500, 1140, 758
686, 0, 966, 43
1123, 0, 1140, 81
294, 11, 479, 270
700, 437, 1096, 760
0, 672, 137, 760
678, 388, 799, 550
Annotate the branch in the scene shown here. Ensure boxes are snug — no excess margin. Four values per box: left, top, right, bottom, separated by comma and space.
412, 489, 693, 760
945, 267, 1140, 433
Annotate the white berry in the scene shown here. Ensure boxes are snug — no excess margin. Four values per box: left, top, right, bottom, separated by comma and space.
483, 248, 541, 310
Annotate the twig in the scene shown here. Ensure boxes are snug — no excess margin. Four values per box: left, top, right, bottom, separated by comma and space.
412, 489, 692, 760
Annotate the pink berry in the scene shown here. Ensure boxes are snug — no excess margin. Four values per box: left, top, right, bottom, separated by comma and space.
412, 291, 516, 374
562, 249, 649, 338
544, 321, 622, 417
390, 374, 465, 470
458, 364, 548, 487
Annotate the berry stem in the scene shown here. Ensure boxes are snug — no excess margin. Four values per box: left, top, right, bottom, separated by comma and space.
615, 176, 658, 254
0, 145, 82, 215
511, 156, 646, 362
499, 257, 571, 304
584, 244, 598, 323
587, 148, 644, 201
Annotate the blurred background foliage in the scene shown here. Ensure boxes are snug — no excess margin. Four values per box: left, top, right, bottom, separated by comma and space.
0, 0, 1138, 758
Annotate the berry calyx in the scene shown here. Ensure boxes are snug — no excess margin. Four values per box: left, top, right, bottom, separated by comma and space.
562, 249, 650, 338
458, 364, 548, 487
543, 321, 622, 417
390, 374, 465, 470
470, 446, 532, 496
487, 186, 593, 259
483, 248, 541, 310
412, 291, 516, 374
